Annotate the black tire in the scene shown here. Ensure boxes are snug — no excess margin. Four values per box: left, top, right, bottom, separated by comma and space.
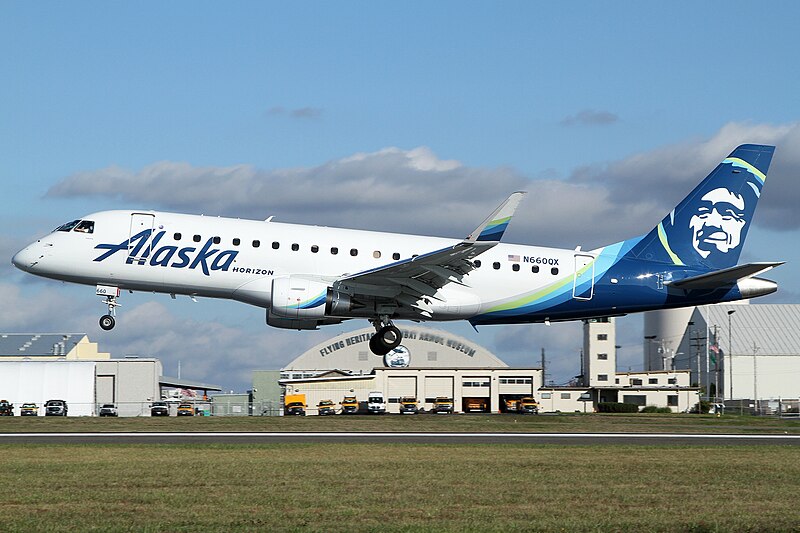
370, 325, 402, 355
99, 315, 115, 330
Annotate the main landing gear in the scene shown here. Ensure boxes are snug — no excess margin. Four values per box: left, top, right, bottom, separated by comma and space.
369, 317, 402, 356
96, 285, 121, 331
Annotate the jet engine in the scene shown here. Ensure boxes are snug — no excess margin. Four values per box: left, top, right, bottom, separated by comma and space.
269, 276, 352, 319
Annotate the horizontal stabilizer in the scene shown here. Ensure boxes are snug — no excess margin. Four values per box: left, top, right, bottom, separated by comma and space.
665, 262, 784, 289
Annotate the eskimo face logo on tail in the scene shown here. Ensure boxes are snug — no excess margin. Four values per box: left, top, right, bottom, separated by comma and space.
94, 230, 238, 276
689, 188, 746, 259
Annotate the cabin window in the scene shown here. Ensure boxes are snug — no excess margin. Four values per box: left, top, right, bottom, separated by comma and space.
551, 267, 559, 275
532, 265, 539, 273
373, 251, 381, 258
174, 233, 182, 241
474, 260, 481, 268
331, 247, 339, 255
233, 238, 240, 246
193, 235, 201, 243
393, 253, 401, 260
512, 264, 520, 272
74, 220, 94, 234
252, 240, 261, 248
272, 242, 280, 250
212, 236, 221, 244
493, 262, 501, 270
350, 249, 358, 257
311, 245, 319, 253
291, 243, 299, 251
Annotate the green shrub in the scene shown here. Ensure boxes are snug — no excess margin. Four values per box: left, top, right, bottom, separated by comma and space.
597, 402, 638, 413
689, 401, 712, 414
640, 405, 672, 414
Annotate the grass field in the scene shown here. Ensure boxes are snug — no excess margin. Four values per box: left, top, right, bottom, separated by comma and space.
1, 442, 799, 532
2, 411, 800, 434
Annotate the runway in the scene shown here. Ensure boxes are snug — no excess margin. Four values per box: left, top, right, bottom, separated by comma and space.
2, 432, 800, 445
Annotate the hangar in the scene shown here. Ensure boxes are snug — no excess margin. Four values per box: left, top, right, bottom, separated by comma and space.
279, 323, 700, 414
0, 333, 220, 416
646, 304, 800, 411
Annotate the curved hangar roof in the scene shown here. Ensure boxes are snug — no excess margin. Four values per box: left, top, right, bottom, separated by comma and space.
284, 326, 507, 373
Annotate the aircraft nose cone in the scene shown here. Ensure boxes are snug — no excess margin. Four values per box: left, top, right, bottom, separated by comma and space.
12, 244, 40, 272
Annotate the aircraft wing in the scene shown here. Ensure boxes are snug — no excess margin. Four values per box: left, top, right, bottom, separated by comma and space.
334, 192, 526, 317
665, 262, 784, 290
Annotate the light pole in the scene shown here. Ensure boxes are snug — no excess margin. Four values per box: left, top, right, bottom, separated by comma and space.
727, 310, 736, 401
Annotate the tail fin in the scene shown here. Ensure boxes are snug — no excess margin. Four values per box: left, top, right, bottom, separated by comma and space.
626, 144, 774, 270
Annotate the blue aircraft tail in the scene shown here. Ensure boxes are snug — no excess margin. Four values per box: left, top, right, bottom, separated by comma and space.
625, 144, 775, 270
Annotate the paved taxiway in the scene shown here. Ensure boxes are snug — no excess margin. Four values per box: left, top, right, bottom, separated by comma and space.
2, 432, 799, 445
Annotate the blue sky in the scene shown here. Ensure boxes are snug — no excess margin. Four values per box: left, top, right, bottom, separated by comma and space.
3, 2, 800, 390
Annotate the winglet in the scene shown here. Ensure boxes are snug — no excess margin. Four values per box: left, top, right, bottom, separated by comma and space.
466, 191, 526, 243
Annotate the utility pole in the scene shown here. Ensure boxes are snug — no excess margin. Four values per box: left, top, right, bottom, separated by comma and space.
540, 347, 546, 388
753, 342, 760, 415
727, 310, 736, 401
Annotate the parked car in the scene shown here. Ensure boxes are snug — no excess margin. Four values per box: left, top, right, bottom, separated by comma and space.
177, 403, 194, 416
20, 403, 39, 416
45, 399, 68, 416
0, 400, 14, 416
99, 404, 118, 417
150, 401, 169, 416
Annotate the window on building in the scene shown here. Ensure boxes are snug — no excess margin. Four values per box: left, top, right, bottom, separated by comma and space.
668, 377, 677, 385
631, 378, 643, 386
541, 392, 552, 399
560, 393, 571, 399
597, 334, 608, 341
597, 374, 608, 382
667, 395, 678, 406
597, 353, 608, 360
615, 378, 620, 384
623, 395, 647, 406
648, 378, 658, 385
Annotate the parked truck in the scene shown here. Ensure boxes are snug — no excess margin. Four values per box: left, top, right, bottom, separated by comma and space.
367, 391, 386, 415
399, 396, 419, 414
432, 397, 454, 414
317, 399, 336, 416
340, 396, 358, 414
0, 400, 13, 416
518, 397, 540, 414
284, 394, 307, 416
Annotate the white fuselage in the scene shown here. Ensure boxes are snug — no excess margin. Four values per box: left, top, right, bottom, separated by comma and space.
13, 209, 577, 321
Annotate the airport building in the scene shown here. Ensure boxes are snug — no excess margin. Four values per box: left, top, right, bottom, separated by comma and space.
0, 333, 220, 416
279, 322, 700, 414
645, 304, 800, 411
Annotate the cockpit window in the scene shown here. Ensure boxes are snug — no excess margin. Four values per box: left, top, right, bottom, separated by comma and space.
74, 220, 94, 234
56, 220, 81, 232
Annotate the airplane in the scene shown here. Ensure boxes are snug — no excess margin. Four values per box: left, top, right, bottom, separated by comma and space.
12, 144, 782, 356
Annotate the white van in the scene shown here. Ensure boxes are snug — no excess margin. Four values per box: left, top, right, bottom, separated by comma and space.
367, 391, 386, 414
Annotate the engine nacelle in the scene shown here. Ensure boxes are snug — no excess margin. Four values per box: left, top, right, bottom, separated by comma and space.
266, 314, 322, 330
269, 276, 352, 319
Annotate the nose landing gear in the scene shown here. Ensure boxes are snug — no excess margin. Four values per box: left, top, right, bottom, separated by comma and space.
96, 285, 121, 331
369, 317, 402, 356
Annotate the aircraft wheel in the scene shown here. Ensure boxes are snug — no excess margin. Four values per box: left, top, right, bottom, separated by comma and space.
370, 325, 402, 355
99, 315, 116, 331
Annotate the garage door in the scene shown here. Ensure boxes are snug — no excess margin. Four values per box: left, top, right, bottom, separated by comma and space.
387, 376, 417, 399
96, 375, 115, 404
424, 376, 454, 399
